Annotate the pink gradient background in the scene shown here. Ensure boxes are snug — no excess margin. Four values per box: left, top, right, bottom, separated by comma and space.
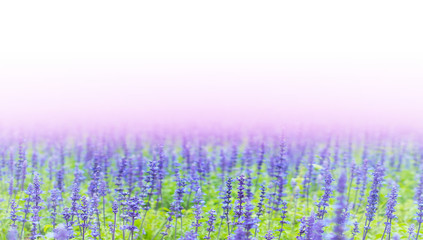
0, 1, 422, 131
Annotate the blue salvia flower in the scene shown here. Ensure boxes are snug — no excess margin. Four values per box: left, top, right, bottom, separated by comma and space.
9, 200, 19, 227
49, 188, 61, 228
142, 158, 159, 211
346, 162, 356, 207
127, 196, 140, 240
297, 213, 316, 240
54, 224, 69, 240
204, 209, 216, 239
219, 149, 227, 183
222, 177, 233, 233
243, 201, 258, 237
7, 226, 19, 240
73, 165, 85, 186
316, 167, 333, 219
254, 183, 266, 238
311, 219, 325, 240
112, 201, 119, 240
277, 200, 289, 240
169, 171, 187, 238
382, 182, 398, 240
234, 175, 246, 225
352, 165, 362, 210
178, 231, 198, 240
173, 175, 187, 219
257, 183, 266, 219
305, 213, 316, 240
296, 216, 307, 240
191, 187, 204, 234
90, 194, 101, 240
99, 179, 108, 227
8, 152, 14, 179
408, 224, 415, 240
70, 182, 81, 223
20, 159, 27, 192
118, 191, 130, 238
228, 227, 249, 240
115, 157, 127, 199
302, 153, 314, 212
245, 173, 254, 200
161, 209, 174, 238
191, 203, 202, 233
79, 196, 91, 240
126, 157, 135, 194
264, 230, 275, 240
61, 207, 74, 239
273, 173, 287, 213
357, 159, 369, 211
15, 141, 25, 193
332, 172, 347, 240
415, 165, 423, 201
8, 177, 14, 203
415, 196, 423, 240
30, 173, 43, 240
31, 152, 38, 170
88, 156, 102, 196
228, 144, 237, 174
351, 221, 359, 239
273, 138, 288, 213
256, 143, 265, 187
362, 162, 384, 240
48, 159, 53, 181
56, 168, 65, 192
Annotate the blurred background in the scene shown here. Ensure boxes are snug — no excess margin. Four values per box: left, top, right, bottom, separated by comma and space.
0, 1, 422, 130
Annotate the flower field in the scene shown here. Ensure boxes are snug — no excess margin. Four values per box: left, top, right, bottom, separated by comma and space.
0, 130, 421, 239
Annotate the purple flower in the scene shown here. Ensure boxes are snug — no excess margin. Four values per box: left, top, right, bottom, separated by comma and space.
243, 201, 258, 237
54, 224, 69, 240
229, 227, 249, 240
178, 231, 198, 240
8, 177, 14, 198
204, 209, 216, 239
257, 143, 265, 176
257, 183, 266, 219
362, 162, 385, 240
222, 177, 233, 233
311, 219, 325, 240
49, 188, 61, 227
70, 183, 81, 222
15, 141, 25, 191
235, 175, 246, 224
30, 173, 43, 240
351, 221, 359, 238
264, 230, 275, 240
297, 213, 316, 240
79, 196, 91, 239
111, 201, 119, 240
409, 224, 415, 240
192, 202, 202, 233
127, 196, 140, 239
9, 200, 19, 227
61, 207, 74, 238
7, 226, 19, 240
277, 200, 289, 238
56, 168, 65, 191
332, 172, 347, 240
415, 196, 423, 239
357, 159, 369, 210
382, 182, 398, 239
316, 167, 333, 219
